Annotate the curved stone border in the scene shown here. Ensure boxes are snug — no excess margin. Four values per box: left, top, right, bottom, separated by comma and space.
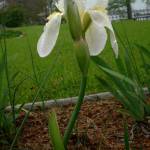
5, 88, 149, 112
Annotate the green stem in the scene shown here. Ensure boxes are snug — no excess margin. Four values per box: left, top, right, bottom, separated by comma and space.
63, 75, 87, 148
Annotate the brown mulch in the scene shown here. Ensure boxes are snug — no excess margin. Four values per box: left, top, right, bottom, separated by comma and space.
17, 97, 150, 150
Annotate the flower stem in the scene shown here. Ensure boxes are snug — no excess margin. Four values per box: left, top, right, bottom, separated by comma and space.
63, 75, 87, 148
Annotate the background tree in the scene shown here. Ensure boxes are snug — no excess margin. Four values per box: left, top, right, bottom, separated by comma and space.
23, 0, 47, 23
47, 0, 58, 13
6, 0, 48, 24
108, 0, 135, 19
144, 0, 150, 8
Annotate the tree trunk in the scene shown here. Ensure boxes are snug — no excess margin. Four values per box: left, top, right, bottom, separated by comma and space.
126, 0, 132, 19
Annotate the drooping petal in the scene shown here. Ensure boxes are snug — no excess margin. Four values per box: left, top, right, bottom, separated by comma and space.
85, 0, 108, 10
85, 22, 107, 56
55, 0, 65, 14
88, 10, 118, 57
109, 28, 118, 58
37, 13, 62, 57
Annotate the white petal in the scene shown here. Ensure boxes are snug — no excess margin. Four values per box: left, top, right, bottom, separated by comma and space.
85, 0, 108, 10
88, 10, 118, 57
37, 13, 62, 57
55, 0, 65, 13
85, 22, 107, 56
109, 28, 118, 58
75, 0, 86, 15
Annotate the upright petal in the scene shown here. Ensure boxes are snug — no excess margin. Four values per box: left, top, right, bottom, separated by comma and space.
88, 10, 118, 57
85, 22, 107, 56
37, 13, 62, 57
75, 0, 86, 16
56, 0, 65, 14
85, 0, 108, 10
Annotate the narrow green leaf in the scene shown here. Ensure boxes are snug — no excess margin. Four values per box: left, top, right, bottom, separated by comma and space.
99, 66, 135, 87
136, 44, 150, 57
124, 122, 130, 150
91, 56, 111, 69
93, 56, 145, 121
0, 52, 5, 99
124, 49, 134, 79
92, 56, 135, 87
48, 110, 65, 150
136, 44, 150, 92
115, 56, 127, 76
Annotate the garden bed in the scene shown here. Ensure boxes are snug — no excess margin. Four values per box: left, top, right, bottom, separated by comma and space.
17, 95, 150, 150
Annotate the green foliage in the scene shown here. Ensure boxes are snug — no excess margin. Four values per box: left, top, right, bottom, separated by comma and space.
136, 45, 150, 93
48, 111, 65, 150
92, 58, 144, 121
0, 5, 25, 27
0, 26, 25, 148
92, 45, 150, 121
136, 45, 150, 116
0, 37, 16, 147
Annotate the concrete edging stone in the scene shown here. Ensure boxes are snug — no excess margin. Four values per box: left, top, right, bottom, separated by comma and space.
5, 87, 149, 111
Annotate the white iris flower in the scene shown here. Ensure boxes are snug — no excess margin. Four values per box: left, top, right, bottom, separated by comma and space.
37, 0, 118, 58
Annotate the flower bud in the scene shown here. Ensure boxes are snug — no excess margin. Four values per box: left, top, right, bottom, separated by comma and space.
74, 39, 90, 76
65, 0, 82, 41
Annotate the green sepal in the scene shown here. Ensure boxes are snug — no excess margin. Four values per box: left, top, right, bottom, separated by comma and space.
65, 0, 82, 41
75, 39, 90, 76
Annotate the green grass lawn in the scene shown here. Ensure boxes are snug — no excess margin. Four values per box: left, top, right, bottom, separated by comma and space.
3, 20, 150, 103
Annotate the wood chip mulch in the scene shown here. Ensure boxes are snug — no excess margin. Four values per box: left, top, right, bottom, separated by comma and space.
17, 97, 150, 150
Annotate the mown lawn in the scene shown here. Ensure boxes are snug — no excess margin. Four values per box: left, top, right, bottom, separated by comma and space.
3, 20, 150, 103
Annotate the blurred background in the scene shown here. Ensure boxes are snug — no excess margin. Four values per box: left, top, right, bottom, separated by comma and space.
0, 0, 149, 27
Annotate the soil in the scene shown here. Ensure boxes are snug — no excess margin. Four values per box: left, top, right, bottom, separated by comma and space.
17, 96, 150, 150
